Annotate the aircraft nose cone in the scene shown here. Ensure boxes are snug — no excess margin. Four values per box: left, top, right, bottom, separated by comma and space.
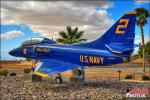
9, 49, 16, 56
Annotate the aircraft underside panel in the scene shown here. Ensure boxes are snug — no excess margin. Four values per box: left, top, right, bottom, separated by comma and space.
34, 59, 80, 77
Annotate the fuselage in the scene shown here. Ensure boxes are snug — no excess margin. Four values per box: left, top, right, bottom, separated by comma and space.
9, 44, 126, 66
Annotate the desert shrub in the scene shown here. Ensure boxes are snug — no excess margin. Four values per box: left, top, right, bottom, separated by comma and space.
24, 68, 31, 74
125, 75, 133, 79
9, 72, 16, 76
0, 70, 9, 76
142, 75, 150, 80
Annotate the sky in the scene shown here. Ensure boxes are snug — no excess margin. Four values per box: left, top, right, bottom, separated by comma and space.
1, 0, 150, 60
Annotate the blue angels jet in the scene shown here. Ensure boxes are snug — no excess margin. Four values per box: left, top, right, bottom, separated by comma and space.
9, 11, 137, 83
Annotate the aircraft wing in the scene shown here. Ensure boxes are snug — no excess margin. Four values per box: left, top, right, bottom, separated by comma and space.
34, 59, 80, 77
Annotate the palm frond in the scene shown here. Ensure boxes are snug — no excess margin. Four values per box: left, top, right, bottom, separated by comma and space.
78, 39, 87, 41
59, 31, 68, 39
75, 31, 84, 39
135, 8, 150, 26
67, 26, 73, 37
71, 27, 78, 39
56, 38, 68, 44
73, 38, 87, 43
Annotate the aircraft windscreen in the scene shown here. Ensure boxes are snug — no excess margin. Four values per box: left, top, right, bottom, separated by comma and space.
22, 38, 43, 46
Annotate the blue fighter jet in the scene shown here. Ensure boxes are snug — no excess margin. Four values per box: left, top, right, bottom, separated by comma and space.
9, 11, 137, 83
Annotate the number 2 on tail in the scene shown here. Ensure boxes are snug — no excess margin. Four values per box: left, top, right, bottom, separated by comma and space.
115, 19, 129, 34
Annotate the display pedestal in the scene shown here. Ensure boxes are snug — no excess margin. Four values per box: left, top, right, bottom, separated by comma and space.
70, 68, 85, 84
32, 74, 42, 82
23, 74, 32, 82
70, 77, 85, 84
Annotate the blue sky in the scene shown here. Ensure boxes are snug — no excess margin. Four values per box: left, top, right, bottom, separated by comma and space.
1, 1, 150, 60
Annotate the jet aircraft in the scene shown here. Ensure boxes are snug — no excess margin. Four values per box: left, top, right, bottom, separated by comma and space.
9, 11, 137, 84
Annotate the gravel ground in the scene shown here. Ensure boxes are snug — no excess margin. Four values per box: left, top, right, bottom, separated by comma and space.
0, 76, 149, 100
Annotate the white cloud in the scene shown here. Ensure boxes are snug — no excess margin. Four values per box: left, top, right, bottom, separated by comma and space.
134, 34, 149, 45
135, 0, 150, 5
1, 30, 24, 40
133, 34, 149, 54
1, 1, 114, 41
134, 35, 141, 44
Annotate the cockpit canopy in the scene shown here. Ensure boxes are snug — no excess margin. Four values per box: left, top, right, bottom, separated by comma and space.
22, 38, 56, 47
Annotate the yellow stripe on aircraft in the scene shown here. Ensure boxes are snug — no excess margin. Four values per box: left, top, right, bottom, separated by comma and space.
34, 72, 49, 77
112, 50, 122, 54
127, 11, 136, 14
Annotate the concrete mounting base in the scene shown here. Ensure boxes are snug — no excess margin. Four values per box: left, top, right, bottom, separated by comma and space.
69, 77, 85, 84
32, 74, 42, 82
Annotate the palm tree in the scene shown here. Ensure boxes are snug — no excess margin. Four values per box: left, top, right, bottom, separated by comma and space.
57, 26, 86, 44
135, 8, 150, 72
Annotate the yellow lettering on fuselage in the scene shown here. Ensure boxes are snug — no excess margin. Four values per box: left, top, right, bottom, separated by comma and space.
23, 48, 27, 54
89, 56, 93, 63
85, 56, 88, 62
80, 55, 104, 64
36, 48, 50, 53
80, 55, 84, 62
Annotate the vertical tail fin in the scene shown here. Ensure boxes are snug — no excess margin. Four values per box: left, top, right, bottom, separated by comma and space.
77, 12, 136, 56
77, 11, 136, 56
96, 11, 136, 47
97, 11, 136, 55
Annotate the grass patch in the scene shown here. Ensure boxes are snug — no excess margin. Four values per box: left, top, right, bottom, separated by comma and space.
0, 70, 9, 76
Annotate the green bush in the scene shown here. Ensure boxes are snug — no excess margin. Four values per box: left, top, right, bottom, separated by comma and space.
142, 75, 150, 80
0, 70, 9, 76
24, 68, 31, 74
125, 75, 133, 79
9, 72, 17, 76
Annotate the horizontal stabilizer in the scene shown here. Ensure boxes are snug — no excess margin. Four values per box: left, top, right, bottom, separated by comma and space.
105, 44, 133, 55
34, 59, 80, 77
